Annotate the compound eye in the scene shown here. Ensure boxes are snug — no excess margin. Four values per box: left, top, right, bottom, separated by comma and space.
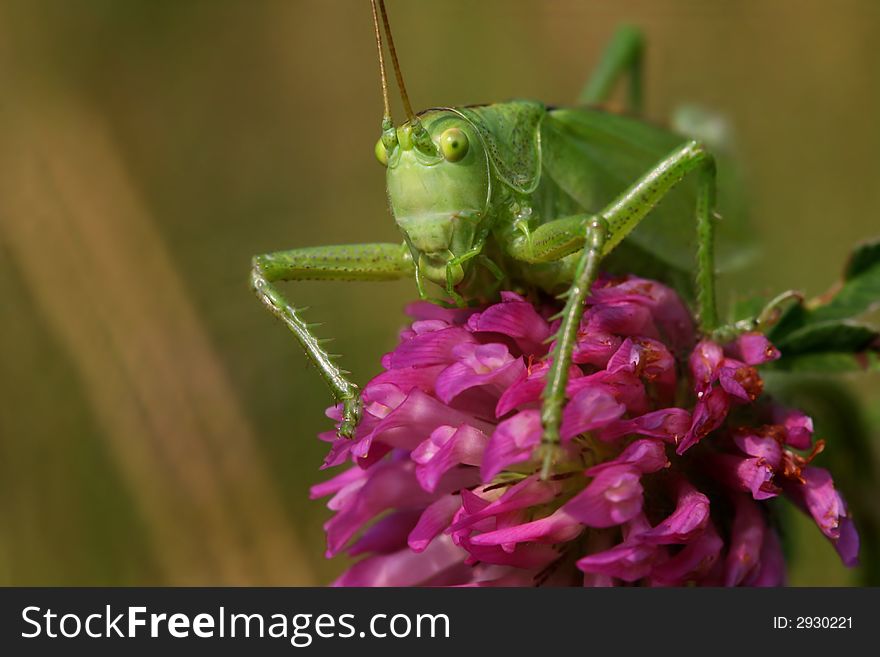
374, 138, 389, 166
439, 127, 469, 162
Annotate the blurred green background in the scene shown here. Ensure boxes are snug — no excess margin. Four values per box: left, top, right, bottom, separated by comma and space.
0, 0, 877, 586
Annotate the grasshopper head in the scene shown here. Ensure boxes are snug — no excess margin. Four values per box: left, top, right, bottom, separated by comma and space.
367, 1, 491, 288
378, 110, 491, 286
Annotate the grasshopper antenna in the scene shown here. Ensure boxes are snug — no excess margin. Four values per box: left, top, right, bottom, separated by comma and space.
377, 0, 436, 154
370, 0, 392, 126
377, 0, 414, 122
370, 0, 398, 152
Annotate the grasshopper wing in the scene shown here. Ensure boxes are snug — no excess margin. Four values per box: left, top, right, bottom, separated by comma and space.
542, 107, 753, 282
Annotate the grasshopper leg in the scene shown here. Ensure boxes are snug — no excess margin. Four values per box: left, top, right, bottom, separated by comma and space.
539, 217, 607, 478
507, 140, 719, 331
504, 141, 719, 476
445, 247, 482, 307
579, 25, 644, 113
251, 242, 413, 437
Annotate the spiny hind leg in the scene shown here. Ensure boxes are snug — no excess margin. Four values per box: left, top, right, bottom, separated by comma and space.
579, 25, 644, 113
505, 140, 719, 331
539, 218, 607, 478
598, 140, 719, 331
251, 242, 412, 437
504, 141, 720, 476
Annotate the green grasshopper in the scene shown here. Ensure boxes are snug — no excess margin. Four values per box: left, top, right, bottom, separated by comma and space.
252, 0, 743, 475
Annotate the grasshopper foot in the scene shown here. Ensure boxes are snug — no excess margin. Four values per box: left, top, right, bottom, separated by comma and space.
338, 390, 363, 439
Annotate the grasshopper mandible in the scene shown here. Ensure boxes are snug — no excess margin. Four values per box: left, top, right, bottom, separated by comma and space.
252, 1, 739, 476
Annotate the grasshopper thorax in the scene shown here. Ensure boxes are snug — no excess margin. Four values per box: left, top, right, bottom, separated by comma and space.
379, 110, 491, 286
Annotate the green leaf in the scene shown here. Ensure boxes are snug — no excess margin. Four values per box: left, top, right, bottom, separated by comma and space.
810, 282, 880, 322
774, 320, 879, 355
770, 351, 880, 373
845, 239, 880, 280
771, 320, 880, 373
809, 243, 880, 323
767, 302, 809, 343
768, 239, 880, 344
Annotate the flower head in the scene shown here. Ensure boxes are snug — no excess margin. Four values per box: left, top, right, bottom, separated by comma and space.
311, 275, 859, 586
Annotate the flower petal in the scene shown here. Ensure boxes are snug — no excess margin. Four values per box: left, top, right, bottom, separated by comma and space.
576, 539, 661, 582
412, 424, 488, 492
589, 276, 695, 352
650, 523, 723, 586
466, 292, 552, 355
408, 494, 462, 552
481, 410, 542, 482
718, 359, 763, 402
774, 407, 814, 450
362, 388, 492, 457
325, 460, 478, 557
563, 465, 644, 528
598, 408, 691, 443
586, 439, 669, 476
386, 326, 476, 368
560, 386, 626, 441
723, 495, 765, 586
450, 475, 562, 533
568, 369, 648, 415
334, 535, 468, 586
733, 428, 783, 469
435, 344, 524, 404
783, 466, 860, 566
495, 359, 582, 417
607, 337, 676, 392
309, 465, 366, 500
468, 508, 584, 547
348, 509, 422, 556
835, 516, 861, 568
457, 540, 561, 569
711, 453, 780, 501
744, 528, 786, 587
640, 479, 710, 544
586, 301, 658, 338
366, 364, 445, 397
573, 330, 622, 367
677, 386, 729, 454
731, 332, 780, 365
689, 340, 724, 394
